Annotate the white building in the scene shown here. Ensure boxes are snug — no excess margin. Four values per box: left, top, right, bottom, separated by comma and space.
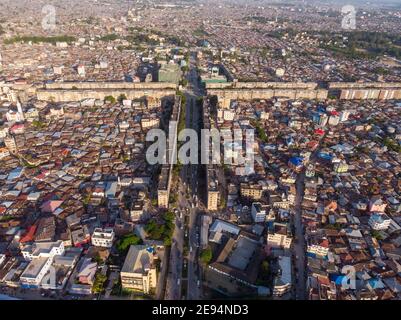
21, 240, 65, 261
0, 147, 10, 159
91, 228, 115, 248
340, 110, 350, 122
251, 202, 266, 223
77, 65, 86, 76
273, 256, 292, 296
369, 213, 392, 231
267, 233, 292, 250
328, 115, 340, 126
20, 241, 65, 288
223, 110, 235, 121
307, 239, 329, 257
0, 254, 5, 266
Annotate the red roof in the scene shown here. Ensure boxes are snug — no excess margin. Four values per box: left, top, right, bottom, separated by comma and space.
307, 141, 319, 149
320, 239, 329, 248
10, 123, 24, 131
20, 225, 37, 243
314, 129, 325, 135
41, 200, 63, 213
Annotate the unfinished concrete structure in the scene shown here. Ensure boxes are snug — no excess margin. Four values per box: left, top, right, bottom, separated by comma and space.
36, 81, 177, 103
206, 82, 328, 108
328, 82, 401, 100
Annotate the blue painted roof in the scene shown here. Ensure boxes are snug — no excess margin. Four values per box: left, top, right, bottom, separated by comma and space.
289, 157, 303, 166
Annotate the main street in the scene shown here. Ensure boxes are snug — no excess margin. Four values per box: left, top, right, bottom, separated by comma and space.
185, 54, 204, 299
165, 52, 203, 300
293, 170, 307, 300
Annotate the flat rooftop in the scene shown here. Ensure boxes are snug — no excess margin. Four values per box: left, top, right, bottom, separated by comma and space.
121, 245, 153, 275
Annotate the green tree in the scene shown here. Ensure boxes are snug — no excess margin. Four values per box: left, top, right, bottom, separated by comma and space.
200, 247, 213, 265
118, 94, 127, 103
116, 234, 142, 253
104, 95, 116, 103
92, 273, 107, 294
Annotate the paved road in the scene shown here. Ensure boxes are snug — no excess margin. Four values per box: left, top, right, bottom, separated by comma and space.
292, 144, 324, 300
185, 53, 204, 300
293, 170, 307, 300
164, 51, 204, 300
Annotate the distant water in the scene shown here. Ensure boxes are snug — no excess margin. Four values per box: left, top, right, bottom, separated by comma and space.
0, 294, 20, 300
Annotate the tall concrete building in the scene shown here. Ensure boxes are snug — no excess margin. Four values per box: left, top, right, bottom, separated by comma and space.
207, 166, 220, 211
157, 166, 171, 209
4, 135, 17, 153
120, 245, 158, 294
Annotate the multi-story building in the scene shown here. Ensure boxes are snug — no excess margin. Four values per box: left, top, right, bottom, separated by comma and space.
91, 228, 115, 248
240, 183, 263, 200
369, 196, 387, 213
267, 222, 293, 250
307, 239, 329, 257
207, 166, 219, 211
334, 161, 349, 173
4, 135, 17, 153
251, 202, 266, 223
141, 117, 160, 129
20, 241, 65, 288
157, 166, 171, 209
369, 213, 391, 231
273, 256, 292, 296
120, 245, 157, 294
0, 147, 10, 159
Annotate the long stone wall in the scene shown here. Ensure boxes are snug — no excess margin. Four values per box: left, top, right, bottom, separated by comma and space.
328, 82, 401, 89
44, 82, 177, 90
207, 87, 328, 108
35, 81, 178, 102
36, 88, 177, 102
328, 82, 401, 100
207, 81, 401, 104
205, 81, 319, 90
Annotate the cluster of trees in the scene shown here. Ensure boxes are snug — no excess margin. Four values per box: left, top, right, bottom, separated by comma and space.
383, 137, 401, 153
145, 211, 175, 246
255, 259, 271, 286
4, 35, 76, 45
92, 273, 107, 294
125, 33, 159, 46
320, 31, 401, 59
251, 120, 268, 143
32, 120, 46, 129
176, 91, 187, 135
116, 234, 142, 253
99, 34, 119, 41
192, 28, 209, 38
104, 96, 116, 103
371, 230, 384, 241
